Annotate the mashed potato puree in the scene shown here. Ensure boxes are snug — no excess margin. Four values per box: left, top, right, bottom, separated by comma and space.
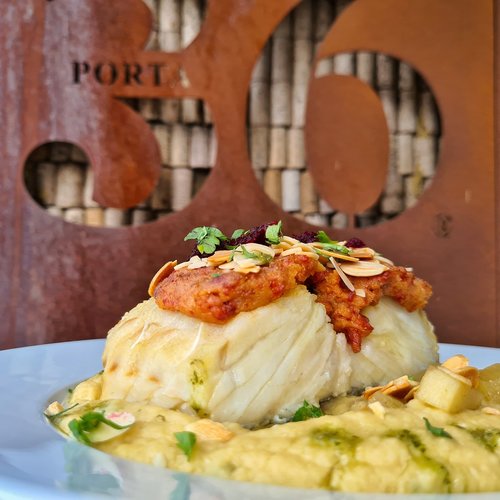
52, 383, 500, 494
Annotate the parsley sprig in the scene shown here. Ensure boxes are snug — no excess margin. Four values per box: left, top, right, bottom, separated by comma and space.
241, 246, 273, 264
316, 230, 350, 255
184, 226, 227, 255
68, 411, 134, 445
265, 221, 282, 244
175, 431, 197, 460
292, 401, 324, 422
423, 418, 452, 439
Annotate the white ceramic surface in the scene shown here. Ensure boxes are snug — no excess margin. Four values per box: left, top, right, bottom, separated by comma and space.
0, 339, 499, 500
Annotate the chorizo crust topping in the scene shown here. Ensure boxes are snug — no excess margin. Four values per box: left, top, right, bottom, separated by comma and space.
150, 223, 433, 352
154, 254, 324, 324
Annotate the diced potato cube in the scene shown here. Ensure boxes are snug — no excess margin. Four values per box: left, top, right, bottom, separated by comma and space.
416, 365, 476, 413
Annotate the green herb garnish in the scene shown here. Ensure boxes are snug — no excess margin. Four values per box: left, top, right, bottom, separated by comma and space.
175, 431, 197, 459
292, 401, 324, 422
265, 221, 282, 245
231, 229, 246, 239
211, 273, 221, 278
241, 246, 272, 264
44, 403, 79, 421
68, 411, 133, 445
184, 226, 227, 255
423, 418, 452, 439
316, 231, 350, 255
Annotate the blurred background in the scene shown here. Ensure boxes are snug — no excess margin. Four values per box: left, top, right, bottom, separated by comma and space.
24, 0, 440, 230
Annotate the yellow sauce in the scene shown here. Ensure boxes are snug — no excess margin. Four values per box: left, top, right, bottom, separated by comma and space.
49, 375, 500, 494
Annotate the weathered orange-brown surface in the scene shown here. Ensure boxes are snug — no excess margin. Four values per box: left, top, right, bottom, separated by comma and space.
0, 0, 497, 348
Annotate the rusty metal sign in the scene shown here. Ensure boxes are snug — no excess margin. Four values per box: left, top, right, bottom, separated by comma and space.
0, 0, 496, 348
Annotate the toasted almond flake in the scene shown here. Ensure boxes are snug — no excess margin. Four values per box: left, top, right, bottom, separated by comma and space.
349, 247, 376, 259
148, 260, 178, 296
273, 241, 293, 250
282, 236, 300, 245
374, 255, 395, 267
355, 288, 366, 298
206, 250, 233, 266
454, 366, 480, 388
174, 261, 190, 270
281, 247, 302, 256
188, 257, 209, 269
234, 257, 261, 269
315, 247, 359, 261
441, 355, 469, 371
405, 267, 414, 272
403, 386, 418, 402
186, 419, 234, 442
329, 257, 355, 292
482, 406, 500, 415
296, 251, 320, 260
363, 386, 384, 399
368, 401, 386, 419
45, 401, 64, 415
219, 261, 237, 270
234, 266, 260, 274
340, 261, 388, 277
242, 243, 275, 256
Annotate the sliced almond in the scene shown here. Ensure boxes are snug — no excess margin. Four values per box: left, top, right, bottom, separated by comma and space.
234, 257, 261, 269
363, 386, 384, 399
281, 247, 302, 256
219, 261, 237, 270
373, 255, 395, 267
282, 236, 300, 245
403, 386, 419, 403
206, 250, 233, 266
174, 261, 190, 271
441, 355, 469, 371
185, 419, 234, 442
296, 251, 320, 260
482, 406, 500, 416
242, 243, 275, 257
315, 247, 359, 262
330, 257, 355, 292
355, 288, 366, 298
187, 256, 209, 269
234, 266, 260, 274
148, 260, 178, 296
454, 366, 480, 388
340, 261, 388, 277
349, 247, 376, 259
273, 241, 292, 251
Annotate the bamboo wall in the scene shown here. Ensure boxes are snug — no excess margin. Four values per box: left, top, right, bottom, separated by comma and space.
25, 0, 441, 229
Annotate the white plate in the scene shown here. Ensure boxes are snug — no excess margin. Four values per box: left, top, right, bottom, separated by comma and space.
0, 339, 498, 500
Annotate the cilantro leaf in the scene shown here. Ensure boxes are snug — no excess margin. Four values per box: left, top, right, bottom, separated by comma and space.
292, 401, 324, 422
184, 226, 227, 255
265, 221, 282, 244
231, 229, 246, 239
175, 431, 197, 459
423, 418, 452, 439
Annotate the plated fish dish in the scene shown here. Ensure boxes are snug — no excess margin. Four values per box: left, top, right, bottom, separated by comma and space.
45, 222, 500, 493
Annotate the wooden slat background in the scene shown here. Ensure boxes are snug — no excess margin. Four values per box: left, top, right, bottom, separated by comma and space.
24, 0, 440, 229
